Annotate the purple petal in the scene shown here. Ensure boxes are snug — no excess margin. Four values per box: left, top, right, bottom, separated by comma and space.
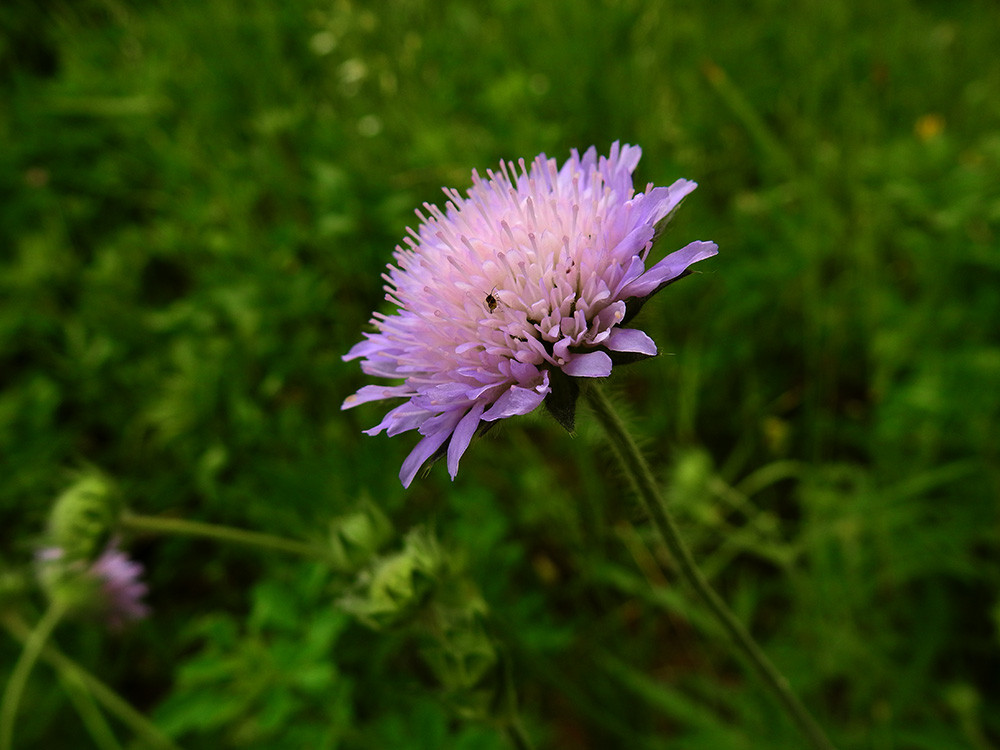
342, 384, 414, 410
447, 402, 487, 479
482, 380, 549, 421
420, 381, 475, 405
343, 336, 381, 362
591, 300, 626, 334
509, 360, 542, 383
562, 351, 613, 378
608, 223, 655, 262
620, 241, 718, 299
607, 141, 641, 174
553, 337, 573, 361
613, 256, 646, 296
363, 402, 429, 436
399, 426, 454, 488
605, 328, 658, 356
643, 179, 698, 226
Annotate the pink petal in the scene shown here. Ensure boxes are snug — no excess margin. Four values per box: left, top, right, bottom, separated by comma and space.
399, 426, 453, 488
605, 328, 658, 356
447, 402, 487, 478
562, 351, 613, 378
363, 402, 428, 437
482, 383, 549, 421
342, 336, 381, 362
342, 384, 415, 410
644, 179, 698, 226
620, 241, 718, 298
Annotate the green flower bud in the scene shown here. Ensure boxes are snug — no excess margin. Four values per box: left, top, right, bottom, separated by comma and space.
337, 527, 506, 721
338, 527, 447, 630
48, 473, 122, 564
328, 501, 393, 572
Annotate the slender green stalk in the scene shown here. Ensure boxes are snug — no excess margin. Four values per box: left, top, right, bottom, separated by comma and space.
583, 383, 836, 750
57, 671, 124, 750
499, 634, 535, 750
504, 720, 534, 750
0, 612, 181, 750
701, 60, 797, 178
0, 600, 66, 750
120, 512, 336, 563
502, 691, 534, 750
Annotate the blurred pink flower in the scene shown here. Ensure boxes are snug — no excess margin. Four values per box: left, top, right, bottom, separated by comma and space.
343, 143, 717, 486
39, 541, 149, 630
89, 543, 150, 629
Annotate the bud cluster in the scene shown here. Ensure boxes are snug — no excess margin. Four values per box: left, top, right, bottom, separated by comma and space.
36, 474, 148, 629
337, 526, 505, 719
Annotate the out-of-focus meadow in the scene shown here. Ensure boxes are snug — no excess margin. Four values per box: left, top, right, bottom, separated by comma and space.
1, 0, 998, 747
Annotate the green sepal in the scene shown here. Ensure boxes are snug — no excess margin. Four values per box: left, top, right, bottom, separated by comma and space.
544, 366, 580, 434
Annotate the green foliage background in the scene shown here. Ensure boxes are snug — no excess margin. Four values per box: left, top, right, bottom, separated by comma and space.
1, 0, 998, 747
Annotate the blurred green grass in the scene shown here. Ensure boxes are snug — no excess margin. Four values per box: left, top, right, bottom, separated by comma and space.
1, 0, 998, 747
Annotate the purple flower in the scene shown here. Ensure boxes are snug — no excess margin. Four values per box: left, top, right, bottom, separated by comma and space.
343, 142, 717, 487
38, 542, 149, 630
89, 543, 150, 629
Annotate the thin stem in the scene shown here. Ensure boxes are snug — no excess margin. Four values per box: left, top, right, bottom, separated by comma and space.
583, 383, 836, 750
499, 636, 535, 750
504, 720, 534, 750
0, 612, 181, 750
0, 600, 67, 750
120, 512, 336, 563
57, 671, 124, 750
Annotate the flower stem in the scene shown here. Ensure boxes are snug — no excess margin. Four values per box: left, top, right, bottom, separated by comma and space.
505, 720, 534, 750
0, 601, 67, 750
57, 670, 125, 750
582, 383, 836, 750
500, 648, 535, 750
0, 612, 181, 750
119, 512, 337, 563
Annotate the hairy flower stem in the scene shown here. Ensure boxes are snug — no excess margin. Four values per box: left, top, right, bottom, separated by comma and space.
0, 612, 181, 750
119, 512, 338, 564
583, 383, 836, 750
0, 601, 66, 750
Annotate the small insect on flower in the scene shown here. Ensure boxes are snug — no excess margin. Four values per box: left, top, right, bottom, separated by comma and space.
484, 287, 500, 314
343, 142, 717, 487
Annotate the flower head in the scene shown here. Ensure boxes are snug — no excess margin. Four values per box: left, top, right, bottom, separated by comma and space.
89, 543, 151, 629
37, 541, 150, 630
343, 142, 717, 486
